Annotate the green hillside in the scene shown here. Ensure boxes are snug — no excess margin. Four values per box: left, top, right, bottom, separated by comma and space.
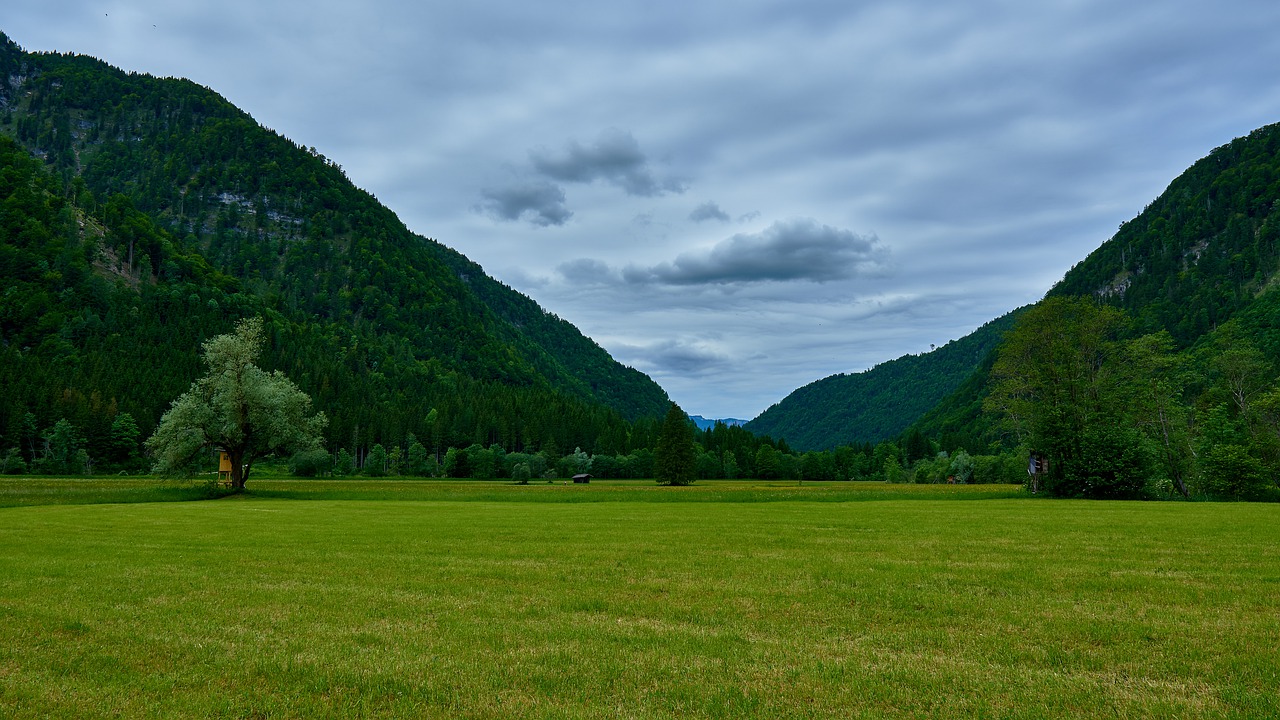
911, 122, 1280, 450
0, 32, 669, 465
745, 310, 1023, 450
749, 121, 1280, 500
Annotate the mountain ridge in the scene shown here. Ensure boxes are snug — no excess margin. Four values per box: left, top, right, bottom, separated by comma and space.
908, 121, 1280, 450
752, 121, 1280, 453
744, 310, 1023, 450
0, 30, 669, 459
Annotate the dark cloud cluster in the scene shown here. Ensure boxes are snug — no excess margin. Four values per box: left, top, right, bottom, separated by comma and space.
475, 179, 572, 227
531, 128, 684, 197
480, 128, 682, 227
621, 219, 888, 286
629, 339, 730, 375
688, 201, 730, 223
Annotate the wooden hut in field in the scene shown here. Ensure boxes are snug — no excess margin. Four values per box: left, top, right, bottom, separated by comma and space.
572, 474, 592, 484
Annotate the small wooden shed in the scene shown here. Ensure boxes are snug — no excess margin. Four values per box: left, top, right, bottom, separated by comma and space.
572, 474, 592, 484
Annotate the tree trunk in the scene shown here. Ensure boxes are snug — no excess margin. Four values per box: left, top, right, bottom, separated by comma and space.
229, 448, 247, 492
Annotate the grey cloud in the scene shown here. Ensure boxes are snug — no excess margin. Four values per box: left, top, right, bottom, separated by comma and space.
476, 179, 572, 227
556, 258, 620, 285
530, 128, 684, 197
625, 339, 730, 375
625, 219, 889, 286
689, 201, 731, 223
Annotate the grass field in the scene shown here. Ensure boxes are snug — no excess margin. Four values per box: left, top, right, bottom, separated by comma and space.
1, 479, 1277, 718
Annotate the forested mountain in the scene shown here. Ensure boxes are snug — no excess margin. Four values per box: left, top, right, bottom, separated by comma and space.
0, 31, 670, 467
911, 122, 1280, 452
744, 311, 1022, 450
753, 122, 1280, 460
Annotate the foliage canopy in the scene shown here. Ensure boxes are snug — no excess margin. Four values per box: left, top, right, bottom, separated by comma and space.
146, 318, 326, 488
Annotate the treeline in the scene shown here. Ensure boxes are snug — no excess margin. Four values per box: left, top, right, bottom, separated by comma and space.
1053, 124, 1280, 344
268, 418, 1026, 485
982, 297, 1280, 500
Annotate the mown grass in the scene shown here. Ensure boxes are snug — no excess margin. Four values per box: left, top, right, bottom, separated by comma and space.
1, 482, 1276, 718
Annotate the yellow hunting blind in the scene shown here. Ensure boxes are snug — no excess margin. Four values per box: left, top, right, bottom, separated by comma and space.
217, 450, 232, 482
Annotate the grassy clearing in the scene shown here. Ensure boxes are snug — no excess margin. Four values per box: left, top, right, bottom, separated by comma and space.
0, 484, 1276, 718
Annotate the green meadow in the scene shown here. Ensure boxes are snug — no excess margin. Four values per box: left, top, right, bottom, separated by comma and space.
1, 479, 1277, 719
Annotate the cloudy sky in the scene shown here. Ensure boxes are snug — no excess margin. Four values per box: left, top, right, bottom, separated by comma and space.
8, 1, 1280, 419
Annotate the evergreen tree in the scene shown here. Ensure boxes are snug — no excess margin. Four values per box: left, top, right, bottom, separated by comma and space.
41, 418, 84, 475
107, 412, 141, 468
655, 403, 696, 486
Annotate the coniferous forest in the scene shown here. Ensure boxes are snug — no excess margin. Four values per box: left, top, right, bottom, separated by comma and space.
2, 30, 1280, 499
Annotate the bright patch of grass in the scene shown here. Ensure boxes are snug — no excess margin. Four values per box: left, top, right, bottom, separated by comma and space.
1, 488, 1276, 718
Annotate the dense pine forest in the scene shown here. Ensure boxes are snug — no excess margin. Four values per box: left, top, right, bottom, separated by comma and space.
0, 32, 678, 473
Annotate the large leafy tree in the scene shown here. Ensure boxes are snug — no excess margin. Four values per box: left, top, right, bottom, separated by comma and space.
985, 297, 1146, 497
655, 403, 696, 486
146, 318, 326, 490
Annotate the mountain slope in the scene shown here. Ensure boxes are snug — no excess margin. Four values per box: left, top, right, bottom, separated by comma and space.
745, 310, 1022, 450
910, 122, 1280, 447
0, 31, 668, 458
753, 121, 1280, 453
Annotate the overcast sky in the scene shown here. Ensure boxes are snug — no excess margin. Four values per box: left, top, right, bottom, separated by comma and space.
7, 1, 1280, 419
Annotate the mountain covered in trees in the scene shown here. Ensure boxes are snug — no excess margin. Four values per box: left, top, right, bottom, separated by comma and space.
741, 121, 1280, 499
752, 122, 1280, 465
0, 31, 672, 469
910, 122, 1280, 452
745, 311, 1023, 450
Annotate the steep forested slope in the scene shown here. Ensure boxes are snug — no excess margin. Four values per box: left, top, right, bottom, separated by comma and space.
745, 311, 1022, 450
756, 122, 1280, 454
1052, 124, 1280, 340
0, 32, 668, 461
911, 122, 1280, 449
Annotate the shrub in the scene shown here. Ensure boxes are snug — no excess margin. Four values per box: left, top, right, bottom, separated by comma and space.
511, 462, 532, 485
289, 448, 332, 477
1, 448, 27, 475
334, 449, 355, 476
364, 444, 389, 477
1197, 444, 1268, 499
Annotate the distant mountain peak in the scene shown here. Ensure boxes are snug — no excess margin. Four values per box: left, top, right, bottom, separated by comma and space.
688, 415, 749, 431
